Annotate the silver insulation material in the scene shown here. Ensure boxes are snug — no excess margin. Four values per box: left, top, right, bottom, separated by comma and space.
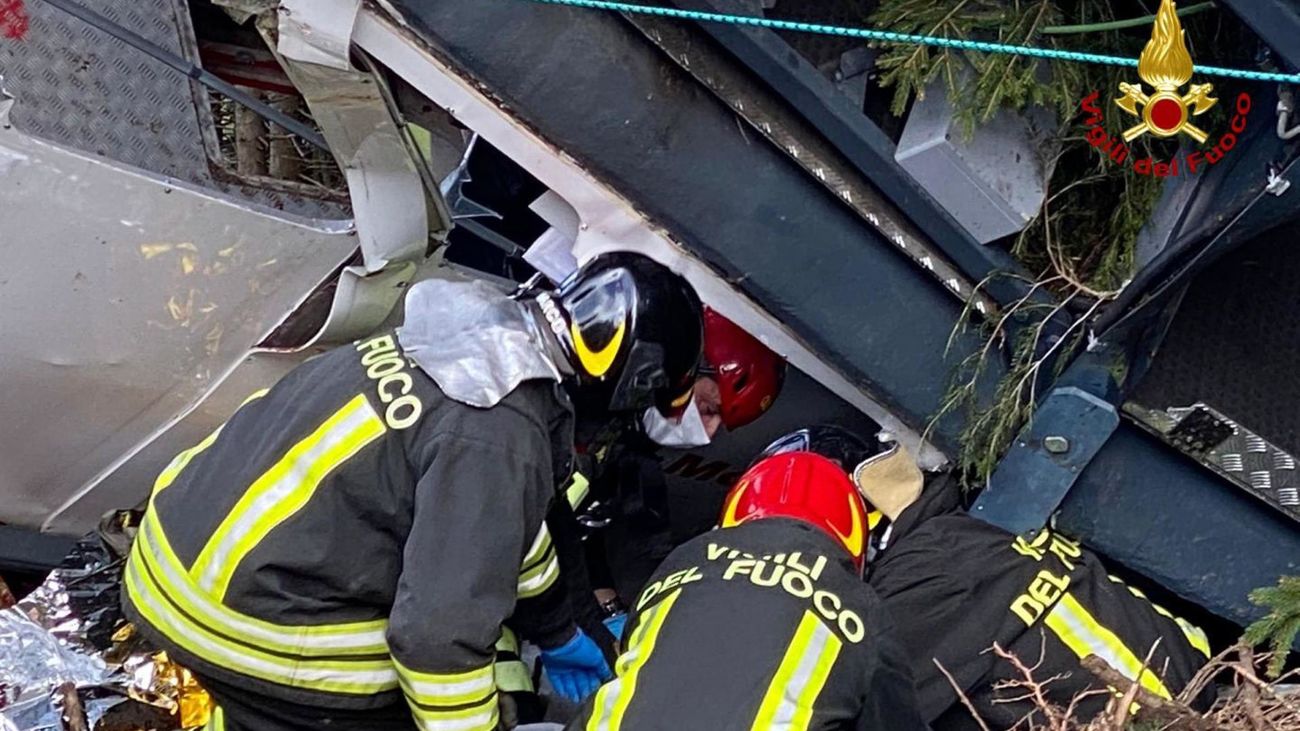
0, 607, 116, 730
397, 278, 562, 408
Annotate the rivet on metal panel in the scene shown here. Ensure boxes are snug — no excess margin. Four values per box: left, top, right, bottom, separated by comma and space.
973, 387, 1120, 535
1043, 436, 1070, 454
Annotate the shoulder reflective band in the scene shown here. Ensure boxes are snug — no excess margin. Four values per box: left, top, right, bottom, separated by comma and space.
751, 610, 843, 730
153, 389, 269, 498
395, 657, 499, 731
518, 524, 560, 599
1044, 592, 1173, 700
190, 394, 387, 599
585, 588, 683, 731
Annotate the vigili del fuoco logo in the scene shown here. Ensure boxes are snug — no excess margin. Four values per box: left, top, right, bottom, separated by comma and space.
1079, 0, 1252, 177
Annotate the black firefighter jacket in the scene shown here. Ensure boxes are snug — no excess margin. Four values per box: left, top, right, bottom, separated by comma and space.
122, 330, 576, 731
566, 519, 928, 731
867, 478, 1215, 730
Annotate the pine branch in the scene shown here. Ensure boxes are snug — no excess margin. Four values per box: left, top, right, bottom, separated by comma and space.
1245, 576, 1300, 678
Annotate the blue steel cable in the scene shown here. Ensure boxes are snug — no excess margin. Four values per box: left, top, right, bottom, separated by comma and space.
513, 0, 1300, 85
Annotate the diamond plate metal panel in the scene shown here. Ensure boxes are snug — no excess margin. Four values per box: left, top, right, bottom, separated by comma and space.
0, 0, 345, 218
1126, 402, 1300, 523
0, 0, 208, 178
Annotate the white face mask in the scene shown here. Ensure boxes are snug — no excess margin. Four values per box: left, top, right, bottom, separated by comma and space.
642, 398, 713, 448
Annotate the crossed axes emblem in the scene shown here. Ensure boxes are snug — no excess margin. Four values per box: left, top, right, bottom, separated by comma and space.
1115, 81, 1217, 143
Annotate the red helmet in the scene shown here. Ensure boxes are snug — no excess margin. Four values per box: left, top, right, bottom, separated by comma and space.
719, 452, 871, 573
703, 308, 786, 430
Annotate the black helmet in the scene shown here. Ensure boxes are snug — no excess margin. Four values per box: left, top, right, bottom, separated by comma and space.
535, 253, 703, 417
756, 424, 886, 471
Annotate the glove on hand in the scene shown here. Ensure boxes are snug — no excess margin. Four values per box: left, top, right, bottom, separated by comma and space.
539, 629, 613, 702
602, 613, 629, 644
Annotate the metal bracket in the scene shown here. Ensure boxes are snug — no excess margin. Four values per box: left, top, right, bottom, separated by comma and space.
973, 387, 1121, 535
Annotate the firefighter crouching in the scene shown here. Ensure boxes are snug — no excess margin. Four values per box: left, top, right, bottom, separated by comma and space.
851, 433, 1216, 729
565, 448, 927, 731
121, 253, 705, 731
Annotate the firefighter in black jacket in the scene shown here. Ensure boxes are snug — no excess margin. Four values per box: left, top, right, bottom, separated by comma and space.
822, 430, 1216, 729
566, 448, 927, 731
121, 253, 705, 731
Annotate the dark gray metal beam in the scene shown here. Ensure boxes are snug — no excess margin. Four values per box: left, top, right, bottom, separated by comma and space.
1056, 423, 1300, 628
0, 525, 75, 573
668, 0, 1034, 306
392, 0, 1003, 449
1218, 0, 1300, 72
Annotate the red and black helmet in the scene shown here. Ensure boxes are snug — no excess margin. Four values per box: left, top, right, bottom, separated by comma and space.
538, 253, 704, 418
719, 451, 873, 573
702, 308, 786, 430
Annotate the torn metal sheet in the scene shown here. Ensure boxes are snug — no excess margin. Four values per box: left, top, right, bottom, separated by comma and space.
352, 10, 947, 468
277, 0, 362, 71
309, 262, 418, 344
272, 43, 429, 272
0, 101, 358, 533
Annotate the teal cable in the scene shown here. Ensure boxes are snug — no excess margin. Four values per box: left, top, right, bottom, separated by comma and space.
512, 0, 1300, 84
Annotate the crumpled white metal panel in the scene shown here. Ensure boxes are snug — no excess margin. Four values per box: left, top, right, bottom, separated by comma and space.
0, 95, 358, 532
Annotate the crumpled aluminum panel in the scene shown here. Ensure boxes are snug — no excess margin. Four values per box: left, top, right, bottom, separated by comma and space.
0, 0, 343, 218
0, 101, 358, 533
1125, 402, 1300, 523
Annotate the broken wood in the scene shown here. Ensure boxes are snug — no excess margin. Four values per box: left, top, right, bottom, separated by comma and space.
235, 89, 269, 177
58, 681, 88, 731
1081, 654, 1212, 731
0, 574, 15, 608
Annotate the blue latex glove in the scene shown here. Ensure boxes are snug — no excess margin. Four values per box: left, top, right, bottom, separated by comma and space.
602, 613, 628, 643
539, 629, 612, 702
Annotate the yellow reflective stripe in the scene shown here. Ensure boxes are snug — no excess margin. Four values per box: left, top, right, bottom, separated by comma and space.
1044, 592, 1172, 700
133, 511, 388, 655
566, 472, 591, 509
522, 524, 553, 568
191, 394, 387, 599
125, 548, 398, 695
518, 551, 560, 599
751, 611, 843, 730
205, 707, 224, 731
586, 588, 682, 731
409, 699, 499, 731
1107, 576, 1211, 658
394, 657, 496, 708
154, 389, 270, 497
1175, 618, 1212, 658
494, 626, 533, 693
518, 523, 559, 599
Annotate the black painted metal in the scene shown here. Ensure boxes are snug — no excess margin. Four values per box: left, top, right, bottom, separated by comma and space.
392, 0, 1002, 449
1056, 422, 1300, 628
666, 0, 1035, 306
0, 525, 75, 573
1218, 0, 1300, 73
